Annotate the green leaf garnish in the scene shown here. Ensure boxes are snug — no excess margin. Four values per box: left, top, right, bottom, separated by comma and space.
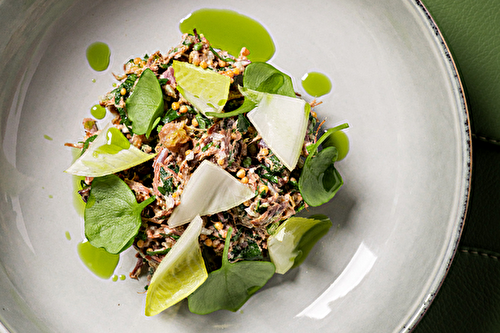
188, 227, 275, 314
125, 68, 165, 137
85, 174, 155, 254
299, 123, 349, 206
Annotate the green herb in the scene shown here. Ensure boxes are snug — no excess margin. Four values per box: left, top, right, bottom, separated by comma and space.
232, 241, 263, 261
161, 108, 180, 123
298, 123, 349, 206
242, 157, 252, 168
125, 68, 165, 138
113, 74, 137, 105
84, 175, 155, 254
158, 167, 176, 196
237, 114, 251, 133
188, 227, 275, 314
201, 142, 213, 152
195, 113, 213, 129
146, 248, 171, 256
209, 45, 235, 63
170, 234, 180, 240
158, 78, 169, 86
80, 135, 97, 156
193, 42, 203, 51
115, 107, 133, 133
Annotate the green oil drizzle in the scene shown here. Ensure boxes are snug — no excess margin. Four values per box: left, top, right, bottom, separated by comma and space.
65, 231, 71, 240
92, 127, 130, 157
323, 131, 350, 161
179, 8, 275, 62
86, 42, 111, 71
90, 104, 106, 119
301, 72, 332, 97
77, 241, 119, 279
48, 195, 53, 199
43, 134, 53, 141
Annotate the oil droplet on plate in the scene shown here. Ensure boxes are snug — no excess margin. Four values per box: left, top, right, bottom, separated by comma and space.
65, 231, 71, 240
90, 104, 106, 119
301, 72, 332, 97
323, 130, 350, 161
119, 274, 126, 281
77, 241, 119, 279
86, 42, 111, 71
112, 275, 118, 282
43, 134, 53, 141
179, 8, 275, 62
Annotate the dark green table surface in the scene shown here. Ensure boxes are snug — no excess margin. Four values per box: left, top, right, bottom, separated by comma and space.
414, 1, 500, 332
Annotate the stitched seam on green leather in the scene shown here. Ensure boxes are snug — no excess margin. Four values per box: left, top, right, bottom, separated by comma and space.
459, 247, 500, 261
472, 133, 500, 144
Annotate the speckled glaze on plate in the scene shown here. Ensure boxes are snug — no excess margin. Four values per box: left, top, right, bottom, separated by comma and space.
0, 0, 470, 332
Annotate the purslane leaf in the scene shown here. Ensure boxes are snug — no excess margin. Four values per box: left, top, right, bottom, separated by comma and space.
125, 68, 165, 137
188, 227, 275, 314
85, 174, 155, 254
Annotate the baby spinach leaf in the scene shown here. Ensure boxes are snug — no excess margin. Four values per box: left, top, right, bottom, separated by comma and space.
125, 68, 165, 138
85, 175, 155, 254
299, 123, 349, 206
243, 62, 295, 97
188, 227, 275, 314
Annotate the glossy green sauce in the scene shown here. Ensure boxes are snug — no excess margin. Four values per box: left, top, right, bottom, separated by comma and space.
324, 130, 350, 161
119, 274, 126, 281
43, 134, 53, 141
111, 275, 118, 282
90, 104, 106, 119
179, 8, 275, 62
93, 127, 130, 157
77, 241, 119, 279
301, 72, 332, 97
86, 42, 111, 71
65, 231, 71, 241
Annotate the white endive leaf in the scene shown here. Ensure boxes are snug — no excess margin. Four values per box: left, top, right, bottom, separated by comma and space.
65, 122, 156, 177
245, 89, 310, 170
167, 160, 255, 227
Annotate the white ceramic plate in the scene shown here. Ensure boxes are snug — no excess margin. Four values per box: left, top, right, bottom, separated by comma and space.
0, 0, 470, 332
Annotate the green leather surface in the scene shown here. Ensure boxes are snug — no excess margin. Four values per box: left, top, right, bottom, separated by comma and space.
419, 0, 500, 142
414, 1, 500, 332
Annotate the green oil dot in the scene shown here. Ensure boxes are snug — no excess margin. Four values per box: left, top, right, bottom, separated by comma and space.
179, 8, 275, 62
92, 78, 96, 83
86, 42, 111, 71
323, 130, 350, 161
301, 72, 332, 97
112, 83, 117, 87
48, 195, 53, 199
119, 274, 126, 281
77, 241, 119, 279
112, 275, 118, 282
90, 104, 106, 119
65, 231, 71, 241
43, 134, 53, 141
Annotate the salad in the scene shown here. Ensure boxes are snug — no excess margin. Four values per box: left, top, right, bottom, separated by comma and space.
65, 31, 348, 316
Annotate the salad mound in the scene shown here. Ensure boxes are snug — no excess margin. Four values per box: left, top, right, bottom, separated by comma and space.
66, 31, 348, 315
